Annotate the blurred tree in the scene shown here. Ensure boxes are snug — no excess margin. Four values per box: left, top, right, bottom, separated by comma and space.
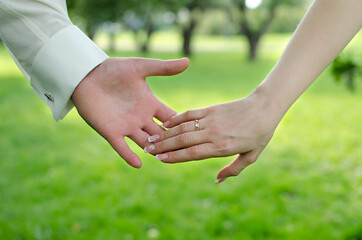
268, 4, 307, 33
165, 0, 217, 56
331, 54, 361, 92
66, 0, 308, 57
67, 0, 128, 51
123, 11, 150, 52
123, 0, 163, 53
229, 0, 305, 60
196, 9, 234, 36
68, 0, 165, 53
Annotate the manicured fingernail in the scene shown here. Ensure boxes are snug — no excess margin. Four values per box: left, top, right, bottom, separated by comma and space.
155, 154, 168, 161
144, 145, 155, 153
148, 135, 160, 143
214, 178, 226, 184
163, 121, 171, 128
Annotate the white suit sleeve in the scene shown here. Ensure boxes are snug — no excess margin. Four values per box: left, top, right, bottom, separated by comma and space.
0, 0, 109, 120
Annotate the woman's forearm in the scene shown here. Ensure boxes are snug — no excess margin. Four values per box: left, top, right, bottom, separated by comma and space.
143, 0, 362, 182
256, 0, 362, 120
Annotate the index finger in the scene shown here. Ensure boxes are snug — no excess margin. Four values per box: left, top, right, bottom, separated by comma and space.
163, 108, 208, 129
155, 100, 177, 123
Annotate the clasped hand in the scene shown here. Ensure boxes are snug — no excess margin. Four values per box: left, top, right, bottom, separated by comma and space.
72, 57, 278, 184
144, 92, 279, 183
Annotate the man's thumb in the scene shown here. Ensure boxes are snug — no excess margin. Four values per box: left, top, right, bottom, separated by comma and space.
141, 57, 190, 77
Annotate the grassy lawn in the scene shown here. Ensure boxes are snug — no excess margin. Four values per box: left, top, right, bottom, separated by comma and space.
0, 33, 361, 240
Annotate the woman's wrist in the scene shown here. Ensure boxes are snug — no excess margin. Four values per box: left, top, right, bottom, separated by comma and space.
248, 82, 288, 129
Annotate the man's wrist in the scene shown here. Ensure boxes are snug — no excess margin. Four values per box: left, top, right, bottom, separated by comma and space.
72, 62, 100, 103
30, 26, 108, 121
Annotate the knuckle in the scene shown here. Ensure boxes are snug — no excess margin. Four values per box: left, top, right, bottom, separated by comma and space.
218, 139, 230, 149
176, 134, 188, 145
209, 125, 222, 136
184, 110, 194, 119
206, 106, 216, 114
214, 139, 232, 156
159, 132, 166, 141
229, 168, 240, 177
179, 123, 188, 134
208, 104, 222, 115
132, 59, 142, 72
187, 146, 199, 159
245, 156, 257, 165
163, 62, 171, 75
155, 142, 166, 153
130, 58, 138, 65
166, 151, 175, 162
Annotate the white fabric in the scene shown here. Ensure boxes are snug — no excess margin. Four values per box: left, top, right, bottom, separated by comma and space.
0, 0, 109, 120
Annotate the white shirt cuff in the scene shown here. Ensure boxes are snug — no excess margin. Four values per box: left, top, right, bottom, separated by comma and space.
30, 25, 109, 121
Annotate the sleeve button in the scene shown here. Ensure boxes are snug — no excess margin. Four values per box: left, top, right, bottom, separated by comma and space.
44, 93, 54, 102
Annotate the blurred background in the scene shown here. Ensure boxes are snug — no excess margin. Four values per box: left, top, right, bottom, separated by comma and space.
0, 0, 361, 239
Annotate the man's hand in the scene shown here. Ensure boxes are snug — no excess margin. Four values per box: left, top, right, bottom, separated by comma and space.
71, 57, 190, 168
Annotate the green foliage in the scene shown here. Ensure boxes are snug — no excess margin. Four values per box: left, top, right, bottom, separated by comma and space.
331, 54, 361, 91
68, 0, 115, 38
196, 9, 235, 36
67, 0, 310, 56
229, 0, 306, 31
68, 0, 138, 38
225, 0, 309, 60
163, 0, 217, 11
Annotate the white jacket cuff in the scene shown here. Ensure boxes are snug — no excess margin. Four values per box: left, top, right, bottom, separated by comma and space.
30, 25, 109, 121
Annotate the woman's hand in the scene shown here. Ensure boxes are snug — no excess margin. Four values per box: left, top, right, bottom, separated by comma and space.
144, 90, 281, 183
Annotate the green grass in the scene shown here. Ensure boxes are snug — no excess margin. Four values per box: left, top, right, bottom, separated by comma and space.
0, 33, 361, 240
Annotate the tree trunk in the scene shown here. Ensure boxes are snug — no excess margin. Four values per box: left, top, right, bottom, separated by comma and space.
238, 0, 278, 61
140, 41, 148, 53
241, 21, 262, 61
182, 18, 197, 56
248, 35, 260, 61
346, 71, 355, 91
141, 20, 155, 53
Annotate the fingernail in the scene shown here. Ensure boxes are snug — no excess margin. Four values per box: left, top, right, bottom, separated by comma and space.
155, 154, 168, 161
148, 135, 160, 143
214, 178, 227, 184
144, 145, 155, 153
163, 121, 171, 128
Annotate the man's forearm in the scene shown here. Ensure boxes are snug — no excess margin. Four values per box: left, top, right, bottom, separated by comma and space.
0, 0, 108, 120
